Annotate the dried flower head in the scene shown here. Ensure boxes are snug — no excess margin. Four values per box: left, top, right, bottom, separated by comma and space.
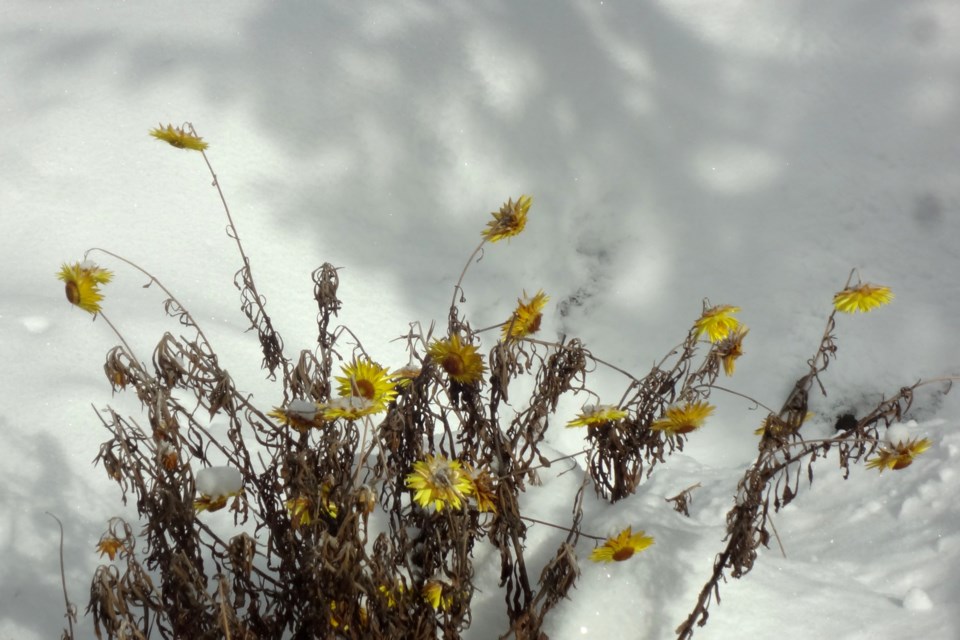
833, 283, 894, 314
422, 580, 453, 611
57, 261, 113, 314
428, 334, 486, 385
589, 526, 654, 563
502, 290, 549, 340
566, 404, 628, 428
651, 401, 715, 435
149, 123, 209, 151
483, 195, 532, 242
695, 304, 741, 343
715, 326, 749, 376
406, 455, 474, 511
866, 437, 932, 472
335, 358, 397, 409
465, 466, 498, 514
321, 396, 379, 421
96, 537, 126, 561
393, 363, 422, 388
269, 399, 322, 432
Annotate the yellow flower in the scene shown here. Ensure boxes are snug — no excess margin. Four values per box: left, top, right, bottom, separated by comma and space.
482, 195, 532, 242
57, 261, 113, 314
422, 580, 453, 611
268, 399, 322, 432
589, 526, 654, 563
393, 363, 422, 388
335, 359, 397, 409
378, 581, 406, 607
651, 401, 715, 435
465, 466, 498, 514
694, 304, 741, 343
428, 334, 486, 385
833, 283, 894, 314
716, 326, 749, 376
321, 396, 379, 421
406, 455, 474, 511
96, 537, 125, 561
866, 437, 931, 472
286, 496, 313, 527
149, 123, 209, 151
502, 290, 549, 340
566, 404, 628, 428
194, 494, 229, 513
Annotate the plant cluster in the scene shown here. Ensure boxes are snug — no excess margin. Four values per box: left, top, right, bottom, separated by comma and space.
54, 123, 949, 640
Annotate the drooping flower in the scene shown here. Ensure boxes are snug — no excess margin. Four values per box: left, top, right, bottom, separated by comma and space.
502, 290, 549, 340
589, 526, 655, 563
422, 580, 453, 611
285, 485, 338, 528
393, 362, 422, 388
57, 261, 113, 314
866, 437, 932, 472
268, 399, 322, 431
321, 396, 379, 421
406, 455, 474, 511
482, 195, 532, 242
335, 358, 398, 409
149, 123, 209, 151
754, 411, 813, 437
651, 401, 715, 435
157, 441, 179, 471
694, 304, 741, 343
194, 466, 243, 513
566, 404, 628, 428
715, 326, 749, 376
428, 334, 486, 385
96, 537, 126, 561
465, 466, 498, 514
833, 283, 894, 314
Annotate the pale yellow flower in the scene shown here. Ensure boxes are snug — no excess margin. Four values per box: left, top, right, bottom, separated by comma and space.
149, 123, 209, 151
482, 195, 532, 242
695, 304, 741, 343
651, 401, 715, 435
833, 283, 894, 314
57, 261, 113, 314
589, 526, 654, 563
566, 404, 628, 428
866, 437, 931, 472
502, 290, 549, 340
406, 455, 474, 511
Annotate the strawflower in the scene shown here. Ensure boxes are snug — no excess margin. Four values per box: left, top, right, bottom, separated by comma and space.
482, 195, 532, 242
57, 261, 113, 314
422, 580, 453, 611
406, 455, 474, 511
335, 358, 397, 408
269, 399, 322, 431
321, 396, 379, 421
695, 304, 741, 343
566, 404, 628, 428
96, 537, 126, 561
149, 123, 209, 151
715, 326, 749, 376
428, 334, 485, 385
651, 401, 715, 435
866, 437, 931, 472
502, 290, 549, 340
589, 526, 654, 563
833, 283, 894, 314
465, 466, 498, 514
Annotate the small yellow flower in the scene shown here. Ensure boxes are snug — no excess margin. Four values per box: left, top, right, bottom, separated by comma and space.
428, 334, 486, 385
149, 123, 209, 151
406, 455, 474, 511
566, 404, 628, 428
335, 358, 397, 408
695, 304, 741, 343
57, 261, 113, 314
286, 496, 313, 527
193, 494, 229, 513
482, 195, 532, 242
378, 580, 406, 608
589, 526, 654, 563
866, 437, 931, 472
465, 466, 498, 514
833, 283, 894, 314
753, 411, 814, 437
422, 580, 453, 611
502, 290, 549, 340
393, 363, 422, 388
96, 537, 125, 561
651, 401, 714, 435
321, 396, 379, 421
268, 399, 322, 432
715, 326, 749, 376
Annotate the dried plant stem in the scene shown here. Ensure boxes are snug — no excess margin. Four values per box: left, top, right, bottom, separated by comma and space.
46, 512, 75, 639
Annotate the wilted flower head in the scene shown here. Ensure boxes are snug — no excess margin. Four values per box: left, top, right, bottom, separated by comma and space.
335, 358, 397, 409
57, 261, 113, 314
502, 290, 549, 340
96, 537, 126, 561
428, 334, 485, 385
464, 465, 498, 514
149, 123, 209, 151
321, 395, 379, 421
833, 283, 894, 314
866, 436, 931, 472
589, 526, 654, 563
715, 326, 749, 376
422, 579, 453, 611
482, 195, 532, 242
269, 399, 322, 431
194, 466, 243, 513
651, 401, 715, 435
393, 362, 422, 388
406, 455, 474, 511
566, 404, 628, 428
695, 304, 741, 343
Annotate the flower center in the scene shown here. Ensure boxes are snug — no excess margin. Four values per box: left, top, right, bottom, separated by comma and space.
442, 354, 465, 377
65, 281, 81, 306
612, 547, 635, 562
354, 378, 376, 400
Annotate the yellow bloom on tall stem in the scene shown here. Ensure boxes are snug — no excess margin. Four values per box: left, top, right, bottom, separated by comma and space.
833, 283, 894, 314
695, 304, 741, 343
482, 195, 532, 242
651, 401, 715, 435
57, 261, 113, 314
566, 404, 628, 428
502, 290, 549, 340
866, 437, 931, 472
335, 358, 398, 409
406, 455, 474, 511
589, 526, 654, 563
149, 123, 209, 151
428, 334, 486, 385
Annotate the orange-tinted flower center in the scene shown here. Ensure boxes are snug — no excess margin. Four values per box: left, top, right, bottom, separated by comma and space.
892, 457, 913, 470
612, 547, 635, 562
442, 354, 465, 377
674, 423, 697, 434
354, 378, 376, 400
65, 281, 80, 306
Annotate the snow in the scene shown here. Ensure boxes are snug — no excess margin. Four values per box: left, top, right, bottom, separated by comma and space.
2, 1, 959, 638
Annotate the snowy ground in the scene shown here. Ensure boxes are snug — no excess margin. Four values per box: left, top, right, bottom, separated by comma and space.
2, 2, 959, 638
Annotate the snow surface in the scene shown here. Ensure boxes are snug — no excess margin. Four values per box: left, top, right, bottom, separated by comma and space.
2, 2, 959, 638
